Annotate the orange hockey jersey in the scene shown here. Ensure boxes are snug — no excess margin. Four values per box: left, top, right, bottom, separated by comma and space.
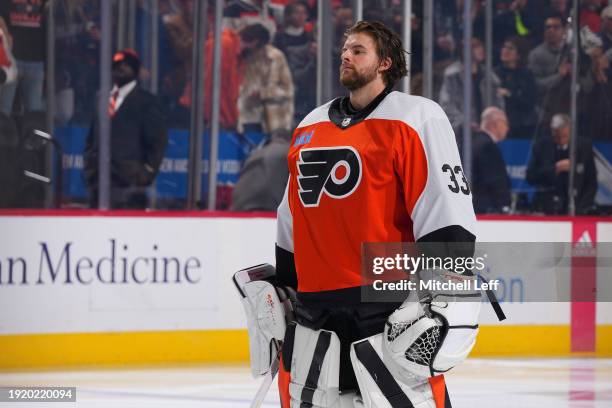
276, 89, 476, 297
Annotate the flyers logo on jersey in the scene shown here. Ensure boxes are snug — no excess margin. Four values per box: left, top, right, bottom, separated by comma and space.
296, 146, 362, 207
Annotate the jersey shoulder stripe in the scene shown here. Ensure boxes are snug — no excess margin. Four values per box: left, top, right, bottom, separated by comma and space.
367, 91, 448, 133
296, 99, 334, 129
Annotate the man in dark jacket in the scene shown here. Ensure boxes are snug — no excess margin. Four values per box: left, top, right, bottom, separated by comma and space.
84, 49, 168, 209
526, 113, 598, 214
472, 107, 512, 213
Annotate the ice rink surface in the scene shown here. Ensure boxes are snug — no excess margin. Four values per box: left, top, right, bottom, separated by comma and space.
0, 358, 611, 408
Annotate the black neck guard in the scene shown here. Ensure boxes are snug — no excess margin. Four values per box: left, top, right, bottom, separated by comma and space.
328, 86, 394, 130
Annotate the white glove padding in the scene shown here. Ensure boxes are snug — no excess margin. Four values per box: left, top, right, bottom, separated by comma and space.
240, 279, 287, 377
382, 270, 481, 380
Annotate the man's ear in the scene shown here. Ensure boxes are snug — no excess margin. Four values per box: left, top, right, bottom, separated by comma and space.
378, 57, 392, 73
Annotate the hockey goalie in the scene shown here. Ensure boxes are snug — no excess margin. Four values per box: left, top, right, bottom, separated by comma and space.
233, 20, 504, 408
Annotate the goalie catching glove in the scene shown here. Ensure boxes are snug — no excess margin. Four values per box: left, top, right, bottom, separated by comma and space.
232, 264, 296, 378
382, 269, 481, 381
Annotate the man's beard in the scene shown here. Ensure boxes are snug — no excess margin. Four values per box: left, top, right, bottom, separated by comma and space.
113, 71, 136, 87
340, 62, 378, 91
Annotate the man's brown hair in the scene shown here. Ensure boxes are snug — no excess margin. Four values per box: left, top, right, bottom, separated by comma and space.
344, 20, 408, 87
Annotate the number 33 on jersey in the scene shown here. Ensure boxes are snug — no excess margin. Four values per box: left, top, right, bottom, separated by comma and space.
277, 91, 477, 294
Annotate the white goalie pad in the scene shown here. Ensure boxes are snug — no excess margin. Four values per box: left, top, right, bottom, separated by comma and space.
350, 334, 436, 408
382, 269, 481, 380
284, 323, 342, 407
233, 264, 291, 378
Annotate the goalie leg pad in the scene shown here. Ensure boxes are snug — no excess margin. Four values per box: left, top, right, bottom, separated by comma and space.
350, 334, 436, 408
282, 322, 341, 407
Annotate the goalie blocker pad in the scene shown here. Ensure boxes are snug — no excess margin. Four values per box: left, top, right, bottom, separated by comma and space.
232, 264, 296, 378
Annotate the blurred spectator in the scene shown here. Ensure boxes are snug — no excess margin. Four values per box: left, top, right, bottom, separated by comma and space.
135, 0, 176, 100
230, 129, 290, 211
472, 107, 512, 214
580, 0, 604, 33
528, 13, 571, 130
179, 5, 242, 131
434, 1, 458, 62
0, 0, 48, 115
578, 30, 612, 140
439, 37, 504, 135
163, 0, 194, 125
0, 24, 17, 86
544, 0, 571, 22
600, 5, 612, 51
494, 0, 542, 51
495, 37, 537, 138
224, 0, 277, 37
84, 50, 168, 209
274, 1, 316, 126
203, 28, 242, 131
331, 2, 355, 97
454, 0, 486, 41
238, 23, 294, 135
526, 113, 597, 214
164, 0, 193, 66
56, 0, 101, 124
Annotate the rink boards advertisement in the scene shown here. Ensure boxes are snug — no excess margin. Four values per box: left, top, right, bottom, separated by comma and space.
0, 212, 611, 369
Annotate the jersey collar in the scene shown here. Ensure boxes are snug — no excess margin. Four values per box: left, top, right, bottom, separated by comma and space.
328, 85, 394, 130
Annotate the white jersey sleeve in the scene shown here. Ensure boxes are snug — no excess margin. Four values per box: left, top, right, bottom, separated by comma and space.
410, 109, 477, 240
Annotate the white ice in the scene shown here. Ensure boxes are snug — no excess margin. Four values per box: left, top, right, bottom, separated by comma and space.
0, 358, 611, 407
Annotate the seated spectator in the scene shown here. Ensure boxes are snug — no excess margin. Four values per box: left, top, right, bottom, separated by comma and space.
600, 5, 612, 52
526, 113, 597, 214
472, 107, 512, 214
238, 23, 294, 136
439, 37, 504, 136
528, 13, 570, 131
495, 37, 537, 138
230, 129, 290, 211
273, 1, 316, 126
84, 50, 168, 209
